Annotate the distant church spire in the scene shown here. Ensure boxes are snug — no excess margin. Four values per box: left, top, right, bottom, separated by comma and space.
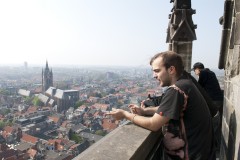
46, 60, 49, 69
42, 61, 53, 92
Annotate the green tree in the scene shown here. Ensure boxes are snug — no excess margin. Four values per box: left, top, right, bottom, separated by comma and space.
32, 96, 43, 106
0, 121, 5, 129
71, 133, 83, 143
68, 129, 83, 143
138, 84, 143, 87
24, 96, 33, 105
68, 128, 73, 139
0, 108, 11, 115
74, 101, 84, 109
109, 89, 115, 94
6, 120, 14, 127
95, 130, 107, 136
0, 120, 12, 129
94, 92, 102, 98
116, 100, 124, 108
0, 89, 10, 95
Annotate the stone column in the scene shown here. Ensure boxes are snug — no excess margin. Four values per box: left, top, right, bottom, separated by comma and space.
166, 0, 196, 72
169, 41, 193, 72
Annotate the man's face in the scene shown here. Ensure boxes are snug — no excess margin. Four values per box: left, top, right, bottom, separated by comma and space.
194, 68, 200, 76
151, 57, 171, 87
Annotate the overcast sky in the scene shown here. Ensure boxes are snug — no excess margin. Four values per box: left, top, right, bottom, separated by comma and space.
0, 0, 224, 69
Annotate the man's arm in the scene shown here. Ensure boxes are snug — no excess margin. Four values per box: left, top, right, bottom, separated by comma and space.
143, 107, 159, 116
108, 109, 169, 132
129, 104, 158, 116
125, 111, 169, 131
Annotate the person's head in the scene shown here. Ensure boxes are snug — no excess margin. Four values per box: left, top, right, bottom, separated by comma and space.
192, 62, 204, 76
150, 51, 184, 87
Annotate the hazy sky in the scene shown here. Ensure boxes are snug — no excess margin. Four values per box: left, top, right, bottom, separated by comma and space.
0, 0, 224, 68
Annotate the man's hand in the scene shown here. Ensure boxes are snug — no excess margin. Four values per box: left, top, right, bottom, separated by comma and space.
163, 132, 185, 150
106, 108, 126, 120
128, 104, 144, 115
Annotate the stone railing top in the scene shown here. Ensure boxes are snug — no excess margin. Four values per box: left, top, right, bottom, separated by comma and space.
73, 121, 162, 160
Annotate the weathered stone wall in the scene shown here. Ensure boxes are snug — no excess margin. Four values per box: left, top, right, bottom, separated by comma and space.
169, 42, 193, 72
220, 0, 240, 159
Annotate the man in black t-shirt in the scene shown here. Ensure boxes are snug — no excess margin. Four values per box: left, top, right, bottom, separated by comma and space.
107, 51, 216, 159
159, 78, 215, 159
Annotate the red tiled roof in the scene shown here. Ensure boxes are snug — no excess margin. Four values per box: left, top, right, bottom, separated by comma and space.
71, 86, 81, 90
93, 103, 109, 111
61, 121, 68, 128
33, 87, 42, 93
102, 118, 118, 132
4, 126, 13, 134
27, 106, 38, 112
42, 106, 51, 110
70, 144, 80, 149
47, 139, 65, 151
93, 111, 104, 117
0, 149, 18, 160
48, 116, 60, 124
78, 105, 87, 110
129, 88, 138, 93
90, 106, 96, 109
48, 139, 55, 144
21, 134, 38, 144
2, 131, 8, 138
27, 148, 37, 158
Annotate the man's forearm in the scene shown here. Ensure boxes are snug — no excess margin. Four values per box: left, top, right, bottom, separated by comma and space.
143, 107, 158, 116
123, 111, 168, 131
124, 111, 158, 131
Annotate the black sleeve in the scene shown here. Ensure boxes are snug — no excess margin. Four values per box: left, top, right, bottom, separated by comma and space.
198, 71, 208, 87
157, 87, 184, 120
188, 72, 218, 117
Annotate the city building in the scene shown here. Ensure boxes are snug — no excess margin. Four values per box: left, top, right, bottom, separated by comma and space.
42, 61, 53, 92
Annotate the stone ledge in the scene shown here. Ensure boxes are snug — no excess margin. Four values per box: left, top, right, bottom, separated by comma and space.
73, 121, 162, 160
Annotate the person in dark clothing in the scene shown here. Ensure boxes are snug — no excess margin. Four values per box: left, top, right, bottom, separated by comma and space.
107, 51, 216, 160
192, 62, 223, 102
192, 62, 223, 151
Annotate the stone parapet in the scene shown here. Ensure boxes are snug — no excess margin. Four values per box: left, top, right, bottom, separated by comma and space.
73, 121, 162, 160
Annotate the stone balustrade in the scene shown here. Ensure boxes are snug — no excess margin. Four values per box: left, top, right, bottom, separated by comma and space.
73, 121, 163, 160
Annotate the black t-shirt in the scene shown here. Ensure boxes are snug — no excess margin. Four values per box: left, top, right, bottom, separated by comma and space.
198, 69, 223, 101
157, 78, 215, 160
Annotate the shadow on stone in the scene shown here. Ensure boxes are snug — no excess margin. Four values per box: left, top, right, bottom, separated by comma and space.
227, 111, 236, 160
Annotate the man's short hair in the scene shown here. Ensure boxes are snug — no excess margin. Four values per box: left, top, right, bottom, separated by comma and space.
150, 51, 184, 77
192, 62, 205, 70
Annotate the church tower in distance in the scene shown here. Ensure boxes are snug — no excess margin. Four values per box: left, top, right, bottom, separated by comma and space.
42, 61, 53, 92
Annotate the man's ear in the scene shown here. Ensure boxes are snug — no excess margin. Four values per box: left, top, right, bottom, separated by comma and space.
168, 66, 176, 74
